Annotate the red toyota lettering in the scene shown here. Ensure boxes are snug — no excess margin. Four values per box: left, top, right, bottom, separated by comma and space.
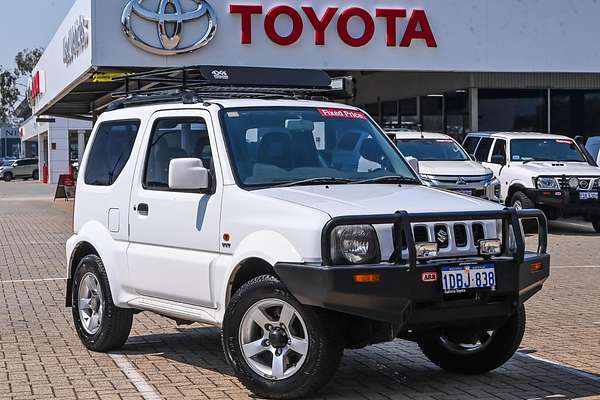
400, 9, 437, 48
337, 7, 375, 47
230, 4, 263, 44
264, 5, 304, 46
375, 8, 407, 47
302, 7, 338, 46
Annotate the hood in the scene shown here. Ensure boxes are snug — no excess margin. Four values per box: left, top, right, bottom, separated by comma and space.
418, 160, 490, 177
256, 184, 502, 218
516, 161, 600, 176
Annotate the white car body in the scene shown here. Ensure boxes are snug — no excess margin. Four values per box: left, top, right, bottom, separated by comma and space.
390, 131, 500, 200
463, 132, 600, 221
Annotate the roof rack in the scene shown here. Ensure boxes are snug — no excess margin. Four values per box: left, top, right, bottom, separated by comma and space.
105, 66, 354, 111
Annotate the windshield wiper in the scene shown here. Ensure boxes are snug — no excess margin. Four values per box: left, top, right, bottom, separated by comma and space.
354, 176, 421, 185
276, 177, 353, 188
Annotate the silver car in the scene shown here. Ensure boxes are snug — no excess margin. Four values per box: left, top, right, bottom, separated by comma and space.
0, 158, 39, 182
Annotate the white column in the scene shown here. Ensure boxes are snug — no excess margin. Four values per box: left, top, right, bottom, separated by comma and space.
469, 88, 479, 132
77, 130, 86, 161
547, 88, 551, 134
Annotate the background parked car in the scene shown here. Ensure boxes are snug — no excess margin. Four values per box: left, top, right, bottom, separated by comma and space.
0, 158, 39, 182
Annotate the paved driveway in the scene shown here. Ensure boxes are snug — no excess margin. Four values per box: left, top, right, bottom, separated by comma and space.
1, 183, 599, 400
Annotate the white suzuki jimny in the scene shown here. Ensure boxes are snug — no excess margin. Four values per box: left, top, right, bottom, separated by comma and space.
66, 67, 549, 399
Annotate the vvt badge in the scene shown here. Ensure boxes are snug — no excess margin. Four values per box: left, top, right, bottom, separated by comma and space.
122, 0, 217, 55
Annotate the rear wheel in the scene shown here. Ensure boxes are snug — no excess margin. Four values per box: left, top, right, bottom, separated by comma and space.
3, 172, 12, 182
222, 275, 343, 399
417, 305, 526, 374
593, 219, 600, 233
32, 170, 39, 180
72, 255, 133, 352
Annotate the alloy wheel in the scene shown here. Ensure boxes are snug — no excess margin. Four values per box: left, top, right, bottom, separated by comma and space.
77, 272, 104, 335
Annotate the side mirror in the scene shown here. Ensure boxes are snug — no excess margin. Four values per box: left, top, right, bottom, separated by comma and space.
406, 156, 420, 174
490, 155, 506, 165
168, 158, 210, 191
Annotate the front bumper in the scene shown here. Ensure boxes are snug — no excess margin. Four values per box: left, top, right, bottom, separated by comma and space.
275, 254, 548, 328
276, 208, 549, 330
525, 188, 600, 216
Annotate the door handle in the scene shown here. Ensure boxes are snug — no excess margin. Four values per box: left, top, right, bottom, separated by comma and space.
136, 203, 149, 216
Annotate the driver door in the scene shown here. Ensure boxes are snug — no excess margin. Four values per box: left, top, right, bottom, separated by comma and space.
127, 110, 222, 308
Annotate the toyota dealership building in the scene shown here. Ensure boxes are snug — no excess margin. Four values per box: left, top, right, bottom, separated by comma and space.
23, 0, 600, 178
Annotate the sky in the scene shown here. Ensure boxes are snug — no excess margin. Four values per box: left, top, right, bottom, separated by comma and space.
0, 0, 76, 69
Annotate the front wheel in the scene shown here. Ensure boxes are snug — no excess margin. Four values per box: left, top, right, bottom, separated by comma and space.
418, 306, 526, 374
222, 275, 343, 399
72, 255, 133, 352
593, 219, 600, 233
32, 170, 39, 180
3, 172, 12, 182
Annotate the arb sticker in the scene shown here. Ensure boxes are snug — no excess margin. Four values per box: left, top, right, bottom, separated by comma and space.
318, 108, 367, 119
421, 272, 438, 283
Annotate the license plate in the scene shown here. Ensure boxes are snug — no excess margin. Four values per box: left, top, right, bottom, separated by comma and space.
442, 263, 496, 293
455, 189, 472, 196
580, 191, 599, 200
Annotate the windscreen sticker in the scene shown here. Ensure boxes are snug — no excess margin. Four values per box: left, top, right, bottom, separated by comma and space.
436, 139, 454, 143
555, 139, 574, 144
318, 108, 367, 119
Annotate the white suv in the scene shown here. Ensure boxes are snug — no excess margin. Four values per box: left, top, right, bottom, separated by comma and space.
66, 68, 550, 399
464, 132, 600, 232
390, 131, 500, 201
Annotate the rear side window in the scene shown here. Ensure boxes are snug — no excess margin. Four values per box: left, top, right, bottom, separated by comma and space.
84, 120, 140, 186
491, 139, 507, 163
474, 138, 494, 161
463, 137, 480, 154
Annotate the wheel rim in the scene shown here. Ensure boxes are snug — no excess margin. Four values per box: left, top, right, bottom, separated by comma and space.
513, 200, 523, 210
77, 272, 104, 335
239, 298, 309, 381
438, 330, 496, 354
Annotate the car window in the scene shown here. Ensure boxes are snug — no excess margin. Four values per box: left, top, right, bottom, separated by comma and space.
221, 107, 417, 187
463, 136, 480, 154
510, 139, 586, 162
396, 139, 469, 161
84, 120, 140, 186
490, 139, 507, 163
144, 117, 212, 190
474, 138, 494, 162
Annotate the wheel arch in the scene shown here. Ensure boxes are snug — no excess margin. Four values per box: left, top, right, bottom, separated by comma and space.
226, 257, 277, 305
66, 241, 99, 307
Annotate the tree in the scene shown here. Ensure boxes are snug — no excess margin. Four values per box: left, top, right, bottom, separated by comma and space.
0, 47, 44, 124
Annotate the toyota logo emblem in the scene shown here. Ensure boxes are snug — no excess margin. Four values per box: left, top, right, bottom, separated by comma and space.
122, 0, 217, 55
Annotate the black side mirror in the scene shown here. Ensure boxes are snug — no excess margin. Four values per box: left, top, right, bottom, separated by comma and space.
490, 155, 506, 165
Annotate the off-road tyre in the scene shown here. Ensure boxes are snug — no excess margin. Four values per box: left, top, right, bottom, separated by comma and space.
72, 254, 133, 352
418, 305, 526, 374
222, 275, 343, 399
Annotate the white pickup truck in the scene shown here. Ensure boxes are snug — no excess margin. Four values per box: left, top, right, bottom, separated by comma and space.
464, 132, 600, 232
66, 67, 550, 399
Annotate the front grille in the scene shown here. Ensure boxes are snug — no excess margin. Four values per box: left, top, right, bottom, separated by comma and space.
472, 223, 485, 243
453, 224, 468, 247
558, 176, 599, 191
430, 175, 491, 184
413, 225, 429, 243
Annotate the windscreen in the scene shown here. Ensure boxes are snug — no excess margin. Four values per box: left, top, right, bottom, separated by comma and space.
221, 107, 416, 187
396, 139, 469, 161
510, 139, 586, 162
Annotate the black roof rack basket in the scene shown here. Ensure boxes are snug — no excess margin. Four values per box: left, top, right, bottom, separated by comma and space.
106, 66, 354, 111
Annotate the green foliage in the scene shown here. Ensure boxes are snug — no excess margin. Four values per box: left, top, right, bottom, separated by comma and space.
0, 47, 44, 124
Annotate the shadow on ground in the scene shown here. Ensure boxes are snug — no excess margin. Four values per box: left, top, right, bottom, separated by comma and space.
121, 327, 600, 400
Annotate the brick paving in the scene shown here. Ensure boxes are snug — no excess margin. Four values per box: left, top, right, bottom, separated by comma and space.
1, 184, 599, 400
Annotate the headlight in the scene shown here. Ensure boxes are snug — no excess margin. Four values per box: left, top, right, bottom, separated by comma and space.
536, 177, 559, 190
331, 225, 380, 265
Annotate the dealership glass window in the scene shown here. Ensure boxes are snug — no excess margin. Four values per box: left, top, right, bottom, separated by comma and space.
479, 90, 548, 132
445, 90, 469, 138
551, 90, 600, 139
144, 118, 212, 189
364, 103, 380, 123
381, 100, 399, 128
399, 98, 418, 128
420, 95, 443, 133
84, 120, 140, 186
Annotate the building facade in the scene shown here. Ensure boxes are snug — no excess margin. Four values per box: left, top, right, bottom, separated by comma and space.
26, 0, 600, 143
0, 127, 20, 158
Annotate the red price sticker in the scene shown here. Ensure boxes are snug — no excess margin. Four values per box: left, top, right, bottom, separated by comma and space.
318, 108, 367, 119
